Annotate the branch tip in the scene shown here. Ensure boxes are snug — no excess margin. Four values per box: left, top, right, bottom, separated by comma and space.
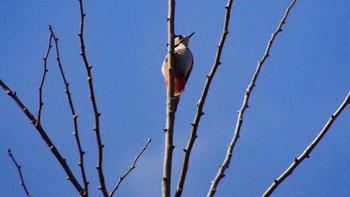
263, 80, 350, 197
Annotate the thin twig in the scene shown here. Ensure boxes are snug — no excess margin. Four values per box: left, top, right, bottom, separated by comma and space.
109, 138, 152, 197
77, 1, 108, 196
207, 1, 297, 196
8, 148, 31, 197
0, 80, 84, 193
48, 25, 89, 197
262, 92, 350, 196
175, 1, 234, 196
162, 0, 176, 196
37, 33, 53, 123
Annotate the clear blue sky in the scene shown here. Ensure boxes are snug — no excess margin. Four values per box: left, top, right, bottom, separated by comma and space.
1, 1, 350, 196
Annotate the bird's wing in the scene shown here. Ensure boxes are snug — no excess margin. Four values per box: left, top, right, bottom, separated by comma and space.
184, 58, 193, 83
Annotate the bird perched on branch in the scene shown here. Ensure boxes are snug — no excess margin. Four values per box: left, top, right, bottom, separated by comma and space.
161, 32, 194, 111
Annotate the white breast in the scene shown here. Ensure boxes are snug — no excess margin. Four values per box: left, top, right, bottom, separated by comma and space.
174, 44, 193, 76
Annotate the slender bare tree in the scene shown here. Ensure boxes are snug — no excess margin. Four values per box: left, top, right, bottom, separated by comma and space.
1, 1, 349, 196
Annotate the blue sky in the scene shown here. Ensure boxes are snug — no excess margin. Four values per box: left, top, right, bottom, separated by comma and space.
1, 1, 350, 196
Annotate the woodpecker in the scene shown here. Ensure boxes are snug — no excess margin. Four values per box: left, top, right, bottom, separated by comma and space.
161, 32, 194, 111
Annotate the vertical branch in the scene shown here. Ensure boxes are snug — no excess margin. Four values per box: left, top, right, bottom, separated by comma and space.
8, 148, 31, 197
109, 138, 152, 197
37, 33, 53, 123
77, 1, 108, 196
262, 92, 350, 196
0, 80, 84, 194
48, 25, 89, 196
175, 0, 234, 196
207, 1, 297, 196
163, 0, 176, 196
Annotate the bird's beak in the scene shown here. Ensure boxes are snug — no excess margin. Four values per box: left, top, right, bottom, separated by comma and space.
187, 32, 195, 38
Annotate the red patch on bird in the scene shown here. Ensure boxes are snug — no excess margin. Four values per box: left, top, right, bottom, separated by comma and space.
162, 59, 186, 95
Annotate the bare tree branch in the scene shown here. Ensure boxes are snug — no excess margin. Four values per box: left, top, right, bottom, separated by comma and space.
48, 25, 89, 196
77, 1, 108, 196
162, 0, 176, 197
207, 0, 297, 196
0, 80, 84, 194
175, 0, 234, 196
262, 92, 350, 196
109, 138, 152, 197
37, 33, 52, 123
7, 148, 31, 197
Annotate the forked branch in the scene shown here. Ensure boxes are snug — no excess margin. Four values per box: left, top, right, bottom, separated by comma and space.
175, 0, 234, 196
8, 148, 31, 197
0, 80, 84, 194
49, 25, 89, 196
262, 92, 350, 196
207, 0, 297, 196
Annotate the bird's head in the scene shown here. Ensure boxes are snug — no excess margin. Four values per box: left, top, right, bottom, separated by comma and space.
175, 32, 195, 47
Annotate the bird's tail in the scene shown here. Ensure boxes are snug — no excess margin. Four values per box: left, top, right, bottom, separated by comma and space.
174, 95, 180, 112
